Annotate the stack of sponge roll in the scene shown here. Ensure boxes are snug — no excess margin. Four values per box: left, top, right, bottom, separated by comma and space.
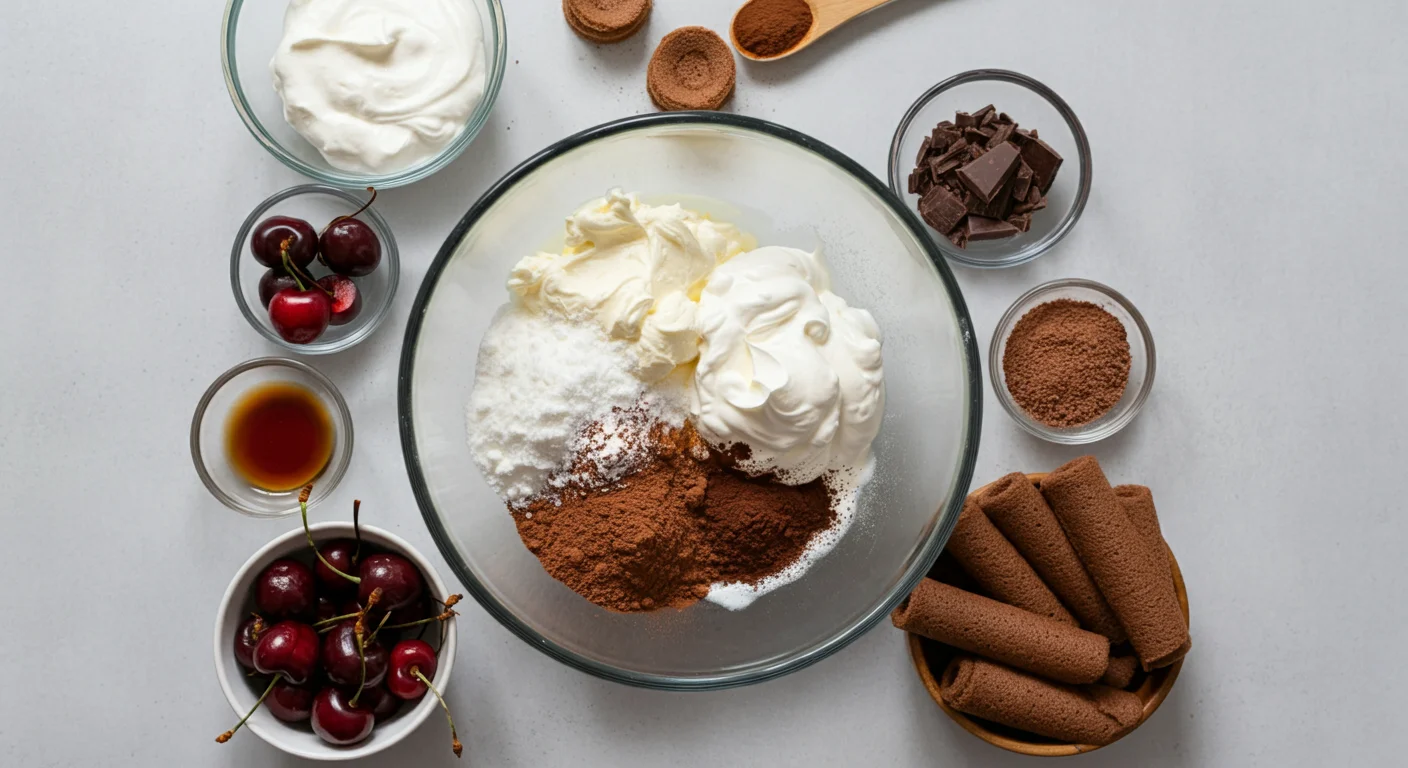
893, 456, 1190, 747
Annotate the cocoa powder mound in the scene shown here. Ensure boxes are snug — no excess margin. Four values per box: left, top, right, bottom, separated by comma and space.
1002, 299, 1131, 428
733, 0, 814, 58
513, 421, 835, 612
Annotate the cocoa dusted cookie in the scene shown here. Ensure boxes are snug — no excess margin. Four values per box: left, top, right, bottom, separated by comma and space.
647, 27, 736, 111
563, 0, 651, 44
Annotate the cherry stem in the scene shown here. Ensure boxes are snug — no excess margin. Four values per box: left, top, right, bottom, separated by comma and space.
353, 499, 362, 561
321, 187, 378, 236
382, 607, 458, 631
280, 242, 307, 292
279, 241, 331, 297
350, 633, 367, 707
216, 674, 281, 743
301, 485, 359, 584
313, 611, 361, 629
366, 608, 393, 646
411, 668, 462, 758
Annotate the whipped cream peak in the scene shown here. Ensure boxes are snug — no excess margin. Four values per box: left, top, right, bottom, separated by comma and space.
691, 246, 885, 484
508, 190, 749, 381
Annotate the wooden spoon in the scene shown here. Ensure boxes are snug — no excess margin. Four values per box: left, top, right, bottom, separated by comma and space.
730, 0, 897, 61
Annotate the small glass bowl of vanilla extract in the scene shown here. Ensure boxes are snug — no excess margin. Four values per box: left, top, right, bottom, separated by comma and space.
191, 357, 353, 516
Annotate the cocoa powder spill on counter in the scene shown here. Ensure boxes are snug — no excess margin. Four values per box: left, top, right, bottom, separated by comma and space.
1002, 299, 1131, 428
514, 420, 835, 612
733, 0, 814, 58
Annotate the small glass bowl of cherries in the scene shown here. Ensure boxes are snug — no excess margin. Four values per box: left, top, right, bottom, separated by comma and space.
231, 185, 400, 354
214, 489, 463, 760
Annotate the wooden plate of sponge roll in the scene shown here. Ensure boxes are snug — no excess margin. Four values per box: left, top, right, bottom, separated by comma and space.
901, 467, 1188, 755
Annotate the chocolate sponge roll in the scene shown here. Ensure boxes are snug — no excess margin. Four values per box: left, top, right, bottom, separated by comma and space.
1042, 457, 1190, 671
1115, 484, 1191, 660
1100, 654, 1139, 688
892, 578, 1108, 684
977, 473, 1125, 641
946, 499, 1075, 624
941, 656, 1143, 746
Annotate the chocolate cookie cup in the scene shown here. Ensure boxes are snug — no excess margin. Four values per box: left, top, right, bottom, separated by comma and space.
563, 0, 651, 44
648, 27, 736, 111
903, 473, 1189, 756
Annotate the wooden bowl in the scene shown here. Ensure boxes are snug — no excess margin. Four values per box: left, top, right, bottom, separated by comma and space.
904, 473, 1189, 756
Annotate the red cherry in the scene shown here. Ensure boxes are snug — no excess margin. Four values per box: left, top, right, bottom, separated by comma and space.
314, 539, 359, 595
266, 679, 316, 723
316, 275, 362, 326
255, 559, 317, 620
252, 621, 320, 685
268, 287, 331, 344
311, 688, 375, 746
358, 685, 401, 720
258, 269, 301, 309
386, 639, 437, 700
322, 620, 389, 689
233, 615, 264, 670
358, 553, 424, 614
251, 216, 317, 269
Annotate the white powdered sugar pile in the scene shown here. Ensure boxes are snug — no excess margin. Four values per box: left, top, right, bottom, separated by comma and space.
465, 308, 684, 506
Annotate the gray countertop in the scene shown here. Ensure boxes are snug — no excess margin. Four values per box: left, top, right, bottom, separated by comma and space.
2, 0, 1404, 764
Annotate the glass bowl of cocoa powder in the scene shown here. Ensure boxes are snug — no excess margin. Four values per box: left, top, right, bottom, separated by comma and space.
989, 279, 1155, 444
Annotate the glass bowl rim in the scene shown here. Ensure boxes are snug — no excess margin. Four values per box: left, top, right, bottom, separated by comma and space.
230, 184, 400, 355
396, 111, 984, 690
987, 278, 1157, 444
886, 68, 1093, 270
191, 356, 355, 517
219, 0, 508, 189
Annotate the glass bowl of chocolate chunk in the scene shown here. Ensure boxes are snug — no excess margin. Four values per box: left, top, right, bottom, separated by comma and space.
888, 69, 1092, 269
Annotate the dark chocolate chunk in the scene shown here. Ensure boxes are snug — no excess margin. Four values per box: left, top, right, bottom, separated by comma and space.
929, 156, 963, 183
908, 167, 932, 195
955, 111, 977, 128
1008, 213, 1032, 232
987, 123, 1015, 149
957, 141, 1021, 203
919, 185, 968, 234
964, 127, 992, 144
1013, 187, 1048, 215
931, 125, 961, 150
998, 112, 1013, 124
1019, 137, 1064, 193
1012, 161, 1034, 201
968, 144, 984, 160
973, 104, 996, 125
947, 219, 971, 248
936, 120, 955, 128
966, 216, 1021, 241
931, 138, 970, 167
915, 136, 933, 167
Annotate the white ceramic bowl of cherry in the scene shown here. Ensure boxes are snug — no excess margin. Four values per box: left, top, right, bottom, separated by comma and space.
212, 522, 457, 761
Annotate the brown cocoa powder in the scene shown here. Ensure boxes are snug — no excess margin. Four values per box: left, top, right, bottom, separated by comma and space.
733, 0, 814, 58
1002, 299, 1131, 428
514, 420, 835, 612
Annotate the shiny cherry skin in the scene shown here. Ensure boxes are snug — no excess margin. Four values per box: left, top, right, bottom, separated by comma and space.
268, 287, 331, 344
316, 596, 339, 623
311, 688, 375, 746
255, 559, 317, 620
358, 685, 401, 720
314, 539, 359, 594
386, 639, 437, 700
266, 679, 316, 723
322, 620, 388, 689
252, 621, 320, 685
320, 218, 380, 277
258, 269, 301, 309
358, 553, 423, 613
251, 216, 318, 269
316, 275, 362, 326
233, 615, 263, 670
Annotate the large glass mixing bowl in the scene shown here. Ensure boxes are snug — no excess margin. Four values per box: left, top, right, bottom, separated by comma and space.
398, 113, 981, 689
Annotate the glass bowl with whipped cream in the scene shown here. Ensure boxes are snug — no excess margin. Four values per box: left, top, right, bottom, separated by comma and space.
221, 0, 507, 188
400, 113, 982, 690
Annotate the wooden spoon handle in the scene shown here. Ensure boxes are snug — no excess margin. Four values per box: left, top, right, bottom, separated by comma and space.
810, 0, 898, 36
